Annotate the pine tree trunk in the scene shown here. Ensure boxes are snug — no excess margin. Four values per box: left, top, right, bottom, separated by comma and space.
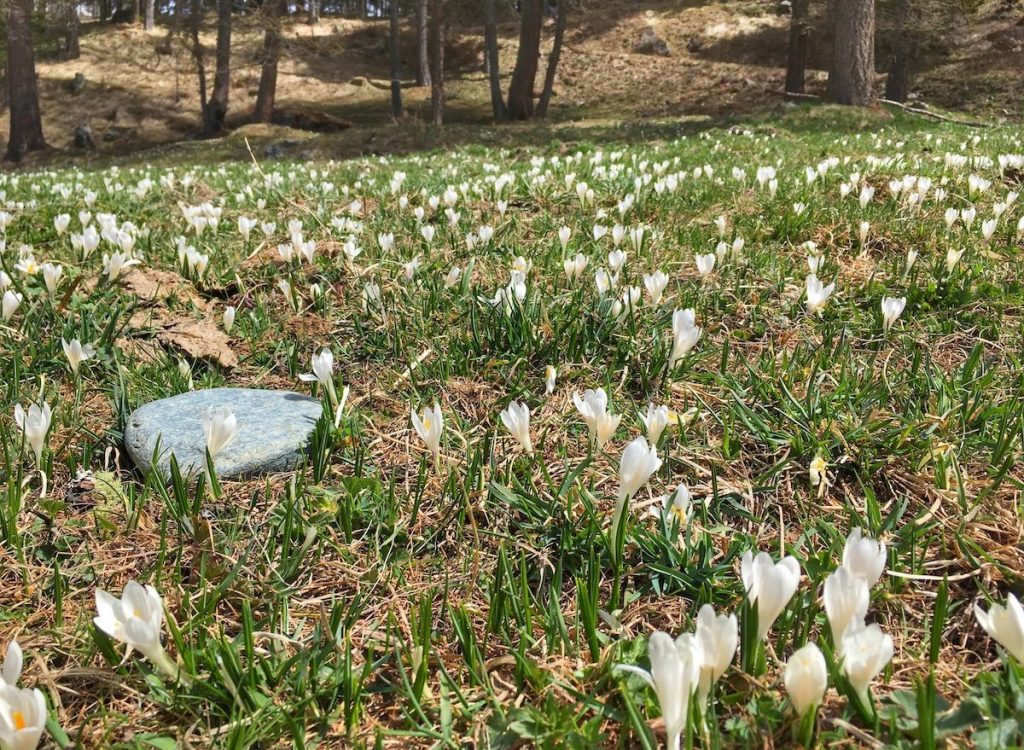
66, 0, 81, 59
307, 0, 319, 25
506, 0, 543, 120
536, 0, 567, 118
828, 0, 875, 105
483, 0, 505, 120
785, 0, 809, 94
884, 0, 912, 102
190, 0, 209, 131
204, 0, 232, 135
416, 0, 431, 87
254, 0, 286, 123
5, 0, 47, 161
429, 0, 445, 125
100, 0, 110, 22
389, 0, 403, 118
144, 0, 155, 29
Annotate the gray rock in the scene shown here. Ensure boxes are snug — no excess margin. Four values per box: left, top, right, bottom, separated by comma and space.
124, 388, 324, 481
634, 26, 671, 57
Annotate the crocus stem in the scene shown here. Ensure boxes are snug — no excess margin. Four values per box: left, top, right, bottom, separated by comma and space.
150, 648, 190, 686
608, 493, 628, 609
794, 707, 817, 748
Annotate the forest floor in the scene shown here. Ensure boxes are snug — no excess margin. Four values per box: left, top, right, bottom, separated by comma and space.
1, 0, 1023, 166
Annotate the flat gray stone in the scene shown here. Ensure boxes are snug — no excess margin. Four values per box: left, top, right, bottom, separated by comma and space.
124, 388, 324, 481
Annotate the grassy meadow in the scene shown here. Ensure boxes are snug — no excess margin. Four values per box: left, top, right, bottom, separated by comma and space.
1, 107, 1024, 748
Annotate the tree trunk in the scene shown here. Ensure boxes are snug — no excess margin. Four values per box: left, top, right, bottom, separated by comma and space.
66, 0, 81, 59
254, 0, 286, 122
416, 0, 431, 87
828, 0, 875, 106
506, 0, 543, 120
144, 0, 155, 29
389, 0, 403, 118
99, 0, 110, 22
5, 0, 47, 161
884, 0, 913, 102
785, 0, 809, 94
536, 0, 567, 118
190, 0, 209, 133
204, 0, 232, 135
428, 0, 445, 125
484, 0, 506, 120
307, 0, 319, 24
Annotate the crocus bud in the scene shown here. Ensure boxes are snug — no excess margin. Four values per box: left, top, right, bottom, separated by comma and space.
741, 550, 802, 641
499, 400, 533, 456
784, 642, 828, 716
975, 593, 1024, 663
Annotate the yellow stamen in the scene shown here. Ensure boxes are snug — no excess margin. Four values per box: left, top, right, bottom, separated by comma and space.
12, 710, 26, 731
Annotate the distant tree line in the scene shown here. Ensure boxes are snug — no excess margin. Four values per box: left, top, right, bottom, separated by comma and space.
3, 0, 979, 161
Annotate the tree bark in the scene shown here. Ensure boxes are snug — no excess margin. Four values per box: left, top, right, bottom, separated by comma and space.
5, 0, 47, 161
484, 0, 506, 120
144, 0, 155, 29
99, 0, 110, 22
389, 0, 403, 118
66, 0, 81, 59
536, 0, 567, 118
416, 0, 431, 87
189, 0, 209, 134
884, 0, 913, 102
429, 0, 445, 125
204, 0, 233, 135
506, 0, 543, 120
254, 0, 286, 123
307, 0, 319, 24
785, 0, 809, 94
828, 0, 875, 106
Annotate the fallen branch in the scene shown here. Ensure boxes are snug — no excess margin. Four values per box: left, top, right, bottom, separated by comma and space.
879, 98, 992, 128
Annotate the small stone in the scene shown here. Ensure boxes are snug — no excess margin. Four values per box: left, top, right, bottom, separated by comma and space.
124, 388, 324, 481
634, 26, 671, 57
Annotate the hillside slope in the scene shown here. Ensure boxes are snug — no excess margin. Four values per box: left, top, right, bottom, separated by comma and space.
3, 0, 1023, 159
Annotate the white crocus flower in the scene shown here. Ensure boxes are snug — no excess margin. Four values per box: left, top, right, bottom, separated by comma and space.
444, 266, 462, 288
643, 270, 669, 305
558, 226, 572, 250
299, 348, 337, 403
640, 403, 671, 445
975, 593, 1024, 663
695, 604, 738, 710
499, 401, 533, 455
945, 247, 965, 273
615, 631, 701, 750
201, 406, 238, 460
563, 253, 589, 281
805, 275, 835, 315
62, 338, 96, 375
1, 642, 23, 686
94, 581, 179, 680
669, 308, 702, 368
411, 402, 444, 466
842, 528, 886, 587
544, 365, 557, 395
54, 213, 72, 234
13, 402, 52, 468
784, 642, 828, 717
102, 251, 141, 281
2, 291, 22, 322
41, 263, 62, 294
223, 306, 236, 333
608, 249, 626, 274
573, 388, 621, 450
741, 550, 802, 641
841, 621, 894, 705
0, 683, 47, 750
881, 296, 906, 333
824, 566, 869, 654
696, 253, 715, 277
